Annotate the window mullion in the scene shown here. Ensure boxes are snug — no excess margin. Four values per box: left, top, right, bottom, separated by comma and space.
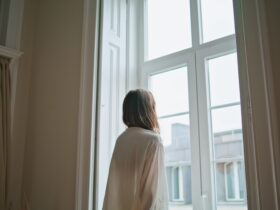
190, 0, 202, 47
138, 0, 146, 88
195, 50, 216, 210
188, 53, 204, 210
143, 50, 193, 75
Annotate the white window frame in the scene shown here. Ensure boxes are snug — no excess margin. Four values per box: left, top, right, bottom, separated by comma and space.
196, 39, 249, 209
139, 0, 245, 209
76, 0, 280, 209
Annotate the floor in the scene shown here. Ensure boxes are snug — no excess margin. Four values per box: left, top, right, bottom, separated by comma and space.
169, 205, 247, 210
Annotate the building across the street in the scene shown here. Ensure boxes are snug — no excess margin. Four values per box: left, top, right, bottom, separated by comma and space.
164, 123, 246, 206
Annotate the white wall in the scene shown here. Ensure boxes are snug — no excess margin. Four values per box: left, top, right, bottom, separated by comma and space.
9, 0, 34, 209
15, 0, 84, 209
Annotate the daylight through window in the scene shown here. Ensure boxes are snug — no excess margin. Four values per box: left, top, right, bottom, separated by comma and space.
144, 0, 247, 210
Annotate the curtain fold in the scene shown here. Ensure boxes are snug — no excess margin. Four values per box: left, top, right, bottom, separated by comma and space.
0, 56, 11, 210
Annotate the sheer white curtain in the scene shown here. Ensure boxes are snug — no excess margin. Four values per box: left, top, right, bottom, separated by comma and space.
0, 56, 11, 210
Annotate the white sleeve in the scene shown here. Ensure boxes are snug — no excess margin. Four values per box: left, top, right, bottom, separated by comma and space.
139, 139, 169, 210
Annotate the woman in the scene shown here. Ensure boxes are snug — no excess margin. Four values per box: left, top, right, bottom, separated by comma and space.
103, 89, 169, 210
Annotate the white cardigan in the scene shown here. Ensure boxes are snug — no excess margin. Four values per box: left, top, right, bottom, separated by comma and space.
102, 127, 169, 210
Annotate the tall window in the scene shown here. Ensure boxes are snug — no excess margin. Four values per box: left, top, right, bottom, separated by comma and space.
142, 0, 247, 209
97, 0, 248, 209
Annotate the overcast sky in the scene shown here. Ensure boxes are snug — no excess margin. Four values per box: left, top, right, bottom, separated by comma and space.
146, 0, 240, 146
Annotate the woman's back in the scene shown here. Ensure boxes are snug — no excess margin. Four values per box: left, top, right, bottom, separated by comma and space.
102, 127, 169, 210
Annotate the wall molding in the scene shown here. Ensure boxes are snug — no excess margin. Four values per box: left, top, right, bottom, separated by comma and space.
0, 45, 23, 128
256, 0, 280, 207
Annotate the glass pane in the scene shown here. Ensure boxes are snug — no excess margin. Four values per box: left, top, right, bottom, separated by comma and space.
211, 105, 242, 134
208, 53, 240, 107
147, 0, 192, 60
159, 115, 193, 209
207, 53, 247, 209
200, 0, 235, 43
150, 67, 189, 117
159, 114, 190, 151
150, 66, 192, 209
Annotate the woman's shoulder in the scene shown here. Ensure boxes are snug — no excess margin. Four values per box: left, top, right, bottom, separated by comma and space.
119, 127, 163, 144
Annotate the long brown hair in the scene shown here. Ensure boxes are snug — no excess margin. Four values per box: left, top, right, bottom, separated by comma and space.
123, 89, 160, 133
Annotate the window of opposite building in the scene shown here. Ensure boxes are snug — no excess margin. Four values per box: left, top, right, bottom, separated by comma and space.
172, 167, 184, 202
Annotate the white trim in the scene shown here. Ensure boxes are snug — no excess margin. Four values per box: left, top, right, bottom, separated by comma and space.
94, 0, 127, 208
75, 0, 101, 209
126, 0, 141, 89
215, 157, 244, 163
143, 50, 190, 75
143, 35, 236, 73
138, 0, 146, 88
188, 53, 203, 210
165, 162, 191, 167
195, 45, 215, 210
233, 0, 280, 209
143, 0, 148, 61
190, 0, 201, 47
